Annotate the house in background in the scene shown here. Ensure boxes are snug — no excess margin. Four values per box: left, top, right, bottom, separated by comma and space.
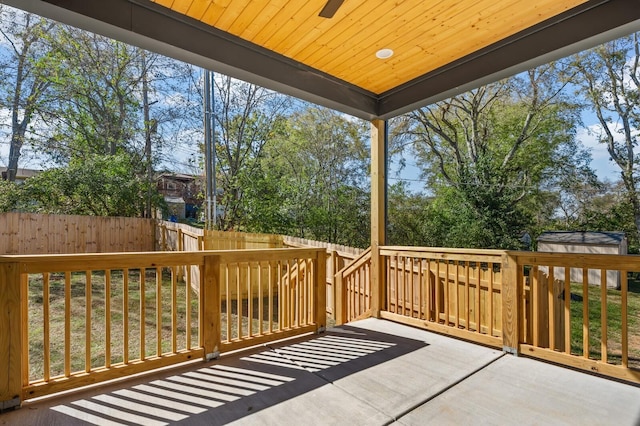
0, 167, 41, 184
537, 231, 627, 289
156, 172, 203, 220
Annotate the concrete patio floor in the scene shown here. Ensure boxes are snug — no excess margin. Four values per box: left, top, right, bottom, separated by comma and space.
2, 318, 639, 425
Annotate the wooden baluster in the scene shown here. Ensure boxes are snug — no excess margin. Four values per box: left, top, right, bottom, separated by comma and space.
258, 262, 264, 336
475, 263, 481, 334
43, 272, 50, 382
86, 270, 93, 371
268, 261, 274, 333
395, 254, 400, 315
488, 264, 493, 337
465, 261, 470, 330
185, 265, 192, 350
123, 268, 129, 363
548, 266, 555, 351
156, 267, 162, 356
225, 264, 231, 341
172, 266, 178, 353
64, 271, 71, 377
454, 261, 459, 328
418, 259, 423, 320
564, 267, 571, 354
532, 266, 539, 347
435, 260, 441, 324
601, 269, 607, 363
105, 270, 111, 367
445, 261, 450, 326
140, 268, 145, 361
248, 263, 253, 337
582, 268, 589, 359
426, 259, 432, 322
621, 270, 628, 368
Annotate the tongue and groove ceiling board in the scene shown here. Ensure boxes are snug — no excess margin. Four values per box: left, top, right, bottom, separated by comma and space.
7, 0, 640, 119
151, 0, 587, 94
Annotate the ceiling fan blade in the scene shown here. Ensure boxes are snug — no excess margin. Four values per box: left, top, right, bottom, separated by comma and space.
319, 0, 345, 18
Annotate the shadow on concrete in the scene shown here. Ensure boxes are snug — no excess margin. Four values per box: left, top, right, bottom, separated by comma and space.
41, 324, 428, 425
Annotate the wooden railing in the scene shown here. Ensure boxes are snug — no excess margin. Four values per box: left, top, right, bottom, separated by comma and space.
379, 247, 505, 348
372, 246, 640, 384
215, 248, 326, 353
284, 238, 363, 318
158, 222, 204, 252
0, 248, 325, 407
334, 248, 372, 324
157, 222, 361, 318
512, 252, 640, 384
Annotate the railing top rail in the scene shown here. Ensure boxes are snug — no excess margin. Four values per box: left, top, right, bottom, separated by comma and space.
283, 240, 362, 259
508, 250, 640, 269
0, 247, 325, 273
206, 247, 325, 263
380, 246, 505, 262
337, 247, 372, 277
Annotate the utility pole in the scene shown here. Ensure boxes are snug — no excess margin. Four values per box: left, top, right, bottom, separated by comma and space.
142, 51, 153, 218
203, 69, 217, 230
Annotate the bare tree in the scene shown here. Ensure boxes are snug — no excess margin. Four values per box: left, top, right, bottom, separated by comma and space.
213, 75, 290, 230
574, 33, 640, 241
0, 6, 54, 181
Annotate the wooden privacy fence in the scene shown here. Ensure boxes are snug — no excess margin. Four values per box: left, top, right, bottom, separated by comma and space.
0, 213, 155, 254
347, 246, 639, 384
0, 248, 326, 406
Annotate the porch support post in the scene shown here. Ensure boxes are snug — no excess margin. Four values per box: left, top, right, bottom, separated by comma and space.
370, 120, 387, 317
0, 262, 22, 410
202, 255, 221, 361
501, 252, 521, 355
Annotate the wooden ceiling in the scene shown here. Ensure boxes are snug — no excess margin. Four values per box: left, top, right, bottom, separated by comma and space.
7, 0, 640, 119
150, 0, 587, 94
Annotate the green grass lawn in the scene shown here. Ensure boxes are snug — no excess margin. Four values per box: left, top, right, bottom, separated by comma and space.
568, 276, 640, 369
27, 269, 200, 381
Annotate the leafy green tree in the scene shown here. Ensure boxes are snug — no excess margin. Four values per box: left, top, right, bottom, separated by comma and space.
0, 179, 22, 212
392, 64, 588, 249
22, 154, 155, 216
251, 106, 370, 246
573, 33, 640, 243
387, 182, 432, 246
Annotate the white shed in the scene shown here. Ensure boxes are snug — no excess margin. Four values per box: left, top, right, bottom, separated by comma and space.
536, 231, 627, 289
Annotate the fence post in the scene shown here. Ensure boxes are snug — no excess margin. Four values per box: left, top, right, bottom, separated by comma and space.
202, 255, 221, 361
501, 252, 521, 355
0, 262, 22, 410
315, 250, 327, 332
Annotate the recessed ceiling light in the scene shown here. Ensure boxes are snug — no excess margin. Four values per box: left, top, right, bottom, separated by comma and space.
376, 48, 394, 59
